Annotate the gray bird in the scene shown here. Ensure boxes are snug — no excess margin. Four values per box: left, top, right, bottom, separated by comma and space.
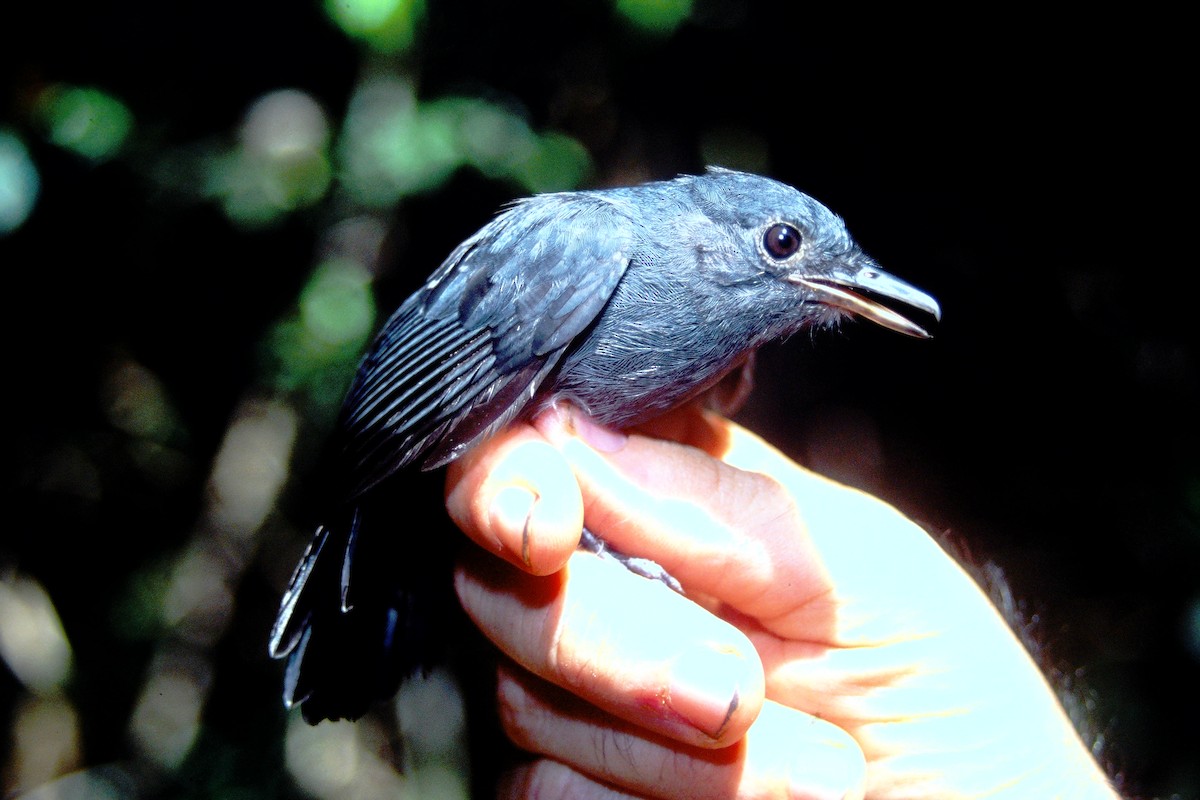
269, 167, 941, 723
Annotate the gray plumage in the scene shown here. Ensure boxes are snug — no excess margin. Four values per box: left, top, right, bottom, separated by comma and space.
270, 167, 940, 722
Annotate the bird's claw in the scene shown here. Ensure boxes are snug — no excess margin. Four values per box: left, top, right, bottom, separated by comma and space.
579, 527, 685, 594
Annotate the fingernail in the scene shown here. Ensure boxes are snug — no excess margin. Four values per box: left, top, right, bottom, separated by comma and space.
667, 643, 747, 740
535, 402, 627, 453
490, 485, 537, 566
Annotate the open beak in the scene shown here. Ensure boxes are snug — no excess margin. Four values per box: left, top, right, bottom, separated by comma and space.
792, 263, 942, 339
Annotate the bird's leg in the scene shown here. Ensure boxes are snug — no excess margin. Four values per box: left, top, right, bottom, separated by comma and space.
578, 527, 684, 594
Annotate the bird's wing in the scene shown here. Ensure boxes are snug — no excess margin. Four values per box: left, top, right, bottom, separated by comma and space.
335, 193, 638, 495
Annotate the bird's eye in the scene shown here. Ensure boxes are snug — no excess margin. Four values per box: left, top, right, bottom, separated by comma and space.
763, 223, 802, 260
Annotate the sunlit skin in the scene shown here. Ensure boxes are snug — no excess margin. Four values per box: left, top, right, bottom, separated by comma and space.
445, 403, 1121, 800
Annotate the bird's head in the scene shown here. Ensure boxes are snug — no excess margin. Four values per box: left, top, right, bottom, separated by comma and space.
688, 167, 941, 339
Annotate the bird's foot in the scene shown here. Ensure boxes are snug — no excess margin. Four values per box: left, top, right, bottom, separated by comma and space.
579, 527, 684, 594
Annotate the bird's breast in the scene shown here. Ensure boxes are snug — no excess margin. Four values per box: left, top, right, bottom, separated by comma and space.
545, 316, 751, 428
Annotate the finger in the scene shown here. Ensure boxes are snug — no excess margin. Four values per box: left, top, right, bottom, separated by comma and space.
445, 421, 584, 575
628, 400, 734, 458
499, 760, 644, 800
455, 546, 765, 748
498, 664, 866, 800
533, 404, 957, 644
533, 404, 833, 631
442, 402, 722, 576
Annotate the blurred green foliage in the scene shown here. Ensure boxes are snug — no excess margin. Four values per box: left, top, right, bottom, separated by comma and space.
614, 0, 693, 34
36, 86, 133, 163
326, 0, 427, 53
265, 257, 377, 416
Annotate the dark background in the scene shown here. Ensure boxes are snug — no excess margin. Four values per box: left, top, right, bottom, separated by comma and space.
2, 2, 1195, 798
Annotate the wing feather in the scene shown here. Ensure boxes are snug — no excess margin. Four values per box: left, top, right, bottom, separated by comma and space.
332, 192, 639, 496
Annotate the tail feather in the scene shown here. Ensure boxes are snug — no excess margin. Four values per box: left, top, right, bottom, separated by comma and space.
270, 489, 456, 723
268, 523, 330, 661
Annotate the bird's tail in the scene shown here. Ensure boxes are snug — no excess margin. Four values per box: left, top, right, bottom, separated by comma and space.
268, 489, 456, 723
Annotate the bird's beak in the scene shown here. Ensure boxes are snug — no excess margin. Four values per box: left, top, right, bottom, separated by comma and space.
792, 263, 942, 339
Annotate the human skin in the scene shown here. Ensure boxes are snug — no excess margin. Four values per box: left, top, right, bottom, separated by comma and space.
444, 403, 1121, 800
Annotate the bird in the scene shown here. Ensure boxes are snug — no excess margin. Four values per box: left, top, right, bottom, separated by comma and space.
268, 166, 942, 724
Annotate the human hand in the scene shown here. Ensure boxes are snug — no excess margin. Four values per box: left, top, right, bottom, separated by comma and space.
444, 404, 1120, 799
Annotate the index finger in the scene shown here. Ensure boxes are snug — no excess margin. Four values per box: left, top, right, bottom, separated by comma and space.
442, 402, 731, 576
533, 404, 960, 645
444, 421, 584, 576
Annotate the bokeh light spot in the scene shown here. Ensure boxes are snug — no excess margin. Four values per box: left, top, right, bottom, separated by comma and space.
0, 130, 40, 235
339, 77, 592, 203
340, 76, 459, 204
209, 89, 333, 227
37, 86, 133, 162
5, 766, 135, 800
395, 668, 466, 761
9, 695, 80, 793
326, 0, 425, 53
451, 98, 538, 178
614, 0, 692, 34
285, 718, 360, 795
300, 259, 376, 347
127, 650, 211, 771
243, 89, 331, 159
161, 543, 234, 645
285, 714, 416, 797
514, 132, 593, 193
101, 358, 181, 443
0, 574, 73, 694
208, 398, 299, 537
265, 261, 377, 416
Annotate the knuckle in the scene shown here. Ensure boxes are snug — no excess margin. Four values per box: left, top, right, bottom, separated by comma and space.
496, 671, 545, 753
